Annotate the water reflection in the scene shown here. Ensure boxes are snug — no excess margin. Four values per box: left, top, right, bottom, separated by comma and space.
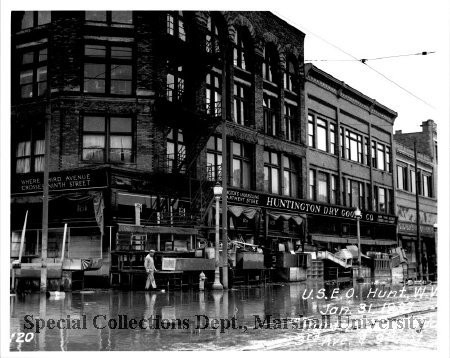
10, 282, 437, 351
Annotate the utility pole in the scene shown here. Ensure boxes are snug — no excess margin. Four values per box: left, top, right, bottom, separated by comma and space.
414, 140, 423, 281
40, 110, 51, 292
221, 118, 228, 289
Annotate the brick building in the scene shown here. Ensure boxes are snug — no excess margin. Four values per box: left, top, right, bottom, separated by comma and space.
304, 64, 398, 252
394, 120, 437, 280
10, 11, 308, 286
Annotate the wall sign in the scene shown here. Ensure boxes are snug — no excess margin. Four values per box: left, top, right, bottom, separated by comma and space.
12, 169, 107, 194
227, 188, 397, 225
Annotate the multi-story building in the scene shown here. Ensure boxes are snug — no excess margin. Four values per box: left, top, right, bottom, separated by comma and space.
304, 64, 398, 253
10, 11, 307, 286
394, 120, 437, 280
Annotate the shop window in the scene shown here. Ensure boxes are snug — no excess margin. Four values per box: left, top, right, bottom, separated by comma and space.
397, 164, 408, 190
263, 94, 278, 136
264, 150, 280, 194
167, 128, 185, 172
19, 47, 47, 99
85, 11, 133, 25
422, 173, 433, 197
283, 156, 298, 197
207, 136, 222, 181
167, 11, 186, 41
233, 28, 250, 71
233, 83, 249, 125
83, 44, 133, 95
15, 127, 45, 173
231, 142, 252, 189
262, 45, 278, 83
284, 103, 296, 142
167, 62, 184, 102
20, 11, 51, 30
284, 57, 297, 92
309, 169, 316, 201
206, 72, 222, 116
82, 116, 133, 163
317, 171, 329, 203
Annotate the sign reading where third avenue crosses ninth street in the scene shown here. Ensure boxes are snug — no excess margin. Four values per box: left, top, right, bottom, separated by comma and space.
12, 169, 107, 194
227, 188, 397, 225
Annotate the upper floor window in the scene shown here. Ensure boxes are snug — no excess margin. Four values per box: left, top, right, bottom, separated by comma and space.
167, 11, 186, 41
371, 140, 391, 172
283, 156, 298, 197
233, 83, 249, 126
85, 11, 133, 25
330, 174, 338, 204
231, 141, 252, 189
262, 45, 278, 83
82, 115, 133, 163
233, 28, 249, 71
19, 47, 47, 99
410, 169, 417, 194
374, 186, 393, 214
167, 62, 184, 102
206, 16, 221, 55
308, 113, 337, 155
422, 172, 433, 197
345, 129, 363, 163
21, 11, 51, 30
264, 150, 280, 194
206, 72, 222, 117
397, 164, 408, 191
167, 128, 185, 172
284, 103, 296, 142
15, 127, 45, 174
317, 171, 329, 203
284, 58, 297, 92
83, 44, 133, 95
309, 169, 316, 201
263, 94, 278, 136
206, 136, 222, 182
345, 178, 366, 210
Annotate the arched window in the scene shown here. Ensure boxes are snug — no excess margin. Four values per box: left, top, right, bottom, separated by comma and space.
233, 28, 250, 71
206, 15, 221, 55
284, 57, 297, 92
167, 11, 186, 42
262, 44, 278, 83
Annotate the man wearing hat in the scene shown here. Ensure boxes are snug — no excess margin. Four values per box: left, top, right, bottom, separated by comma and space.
144, 250, 157, 290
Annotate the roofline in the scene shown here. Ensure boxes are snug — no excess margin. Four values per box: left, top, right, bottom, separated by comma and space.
267, 11, 306, 39
304, 63, 398, 120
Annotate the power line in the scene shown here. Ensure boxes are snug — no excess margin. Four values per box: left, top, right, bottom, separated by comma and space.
306, 51, 436, 63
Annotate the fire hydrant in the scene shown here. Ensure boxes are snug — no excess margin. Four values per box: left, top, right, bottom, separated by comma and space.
199, 271, 206, 291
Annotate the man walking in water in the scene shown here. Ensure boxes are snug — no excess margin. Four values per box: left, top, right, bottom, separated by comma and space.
144, 250, 157, 290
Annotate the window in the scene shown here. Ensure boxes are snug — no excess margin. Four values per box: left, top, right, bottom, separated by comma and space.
167, 129, 185, 172
207, 136, 222, 181
372, 140, 391, 172
317, 119, 328, 151
374, 186, 392, 213
371, 140, 377, 167
167, 11, 186, 41
264, 150, 280, 194
284, 58, 297, 92
167, 63, 184, 102
85, 11, 133, 25
233, 28, 248, 70
233, 83, 249, 125
364, 138, 370, 165
317, 172, 329, 203
283, 156, 298, 197
231, 142, 252, 189
82, 116, 133, 163
309, 169, 316, 200
263, 94, 278, 136
329, 123, 336, 155
84, 44, 133, 95
206, 16, 221, 55
378, 187, 386, 213
377, 143, 386, 171
345, 129, 363, 163
284, 104, 296, 142
262, 45, 277, 83
330, 175, 338, 204
422, 173, 432, 197
19, 47, 47, 98
15, 128, 45, 173
410, 170, 416, 194
308, 115, 315, 147
386, 146, 391, 172
397, 165, 408, 190
206, 72, 222, 116
20, 11, 51, 30
345, 178, 366, 209
340, 127, 345, 158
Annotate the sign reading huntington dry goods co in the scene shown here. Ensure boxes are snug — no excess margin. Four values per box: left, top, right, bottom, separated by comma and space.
12, 169, 107, 194
227, 188, 397, 225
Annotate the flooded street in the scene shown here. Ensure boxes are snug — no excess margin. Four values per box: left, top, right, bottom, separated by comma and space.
10, 282, 437, 351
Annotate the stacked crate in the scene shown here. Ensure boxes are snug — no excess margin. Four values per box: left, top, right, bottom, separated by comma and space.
307, 259, 324, 280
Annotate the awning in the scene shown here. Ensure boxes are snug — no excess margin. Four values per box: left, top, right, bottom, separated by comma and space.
117, 223, 198, 235
312, 234, 397, 246
228, 206, 260, 220
267, 210, 304, 225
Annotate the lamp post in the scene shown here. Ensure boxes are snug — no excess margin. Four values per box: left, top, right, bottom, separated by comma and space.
212, 183, 223, 290
354, 207, 362, 280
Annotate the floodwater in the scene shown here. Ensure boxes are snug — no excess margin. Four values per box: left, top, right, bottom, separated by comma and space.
10, 282, 437, 351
